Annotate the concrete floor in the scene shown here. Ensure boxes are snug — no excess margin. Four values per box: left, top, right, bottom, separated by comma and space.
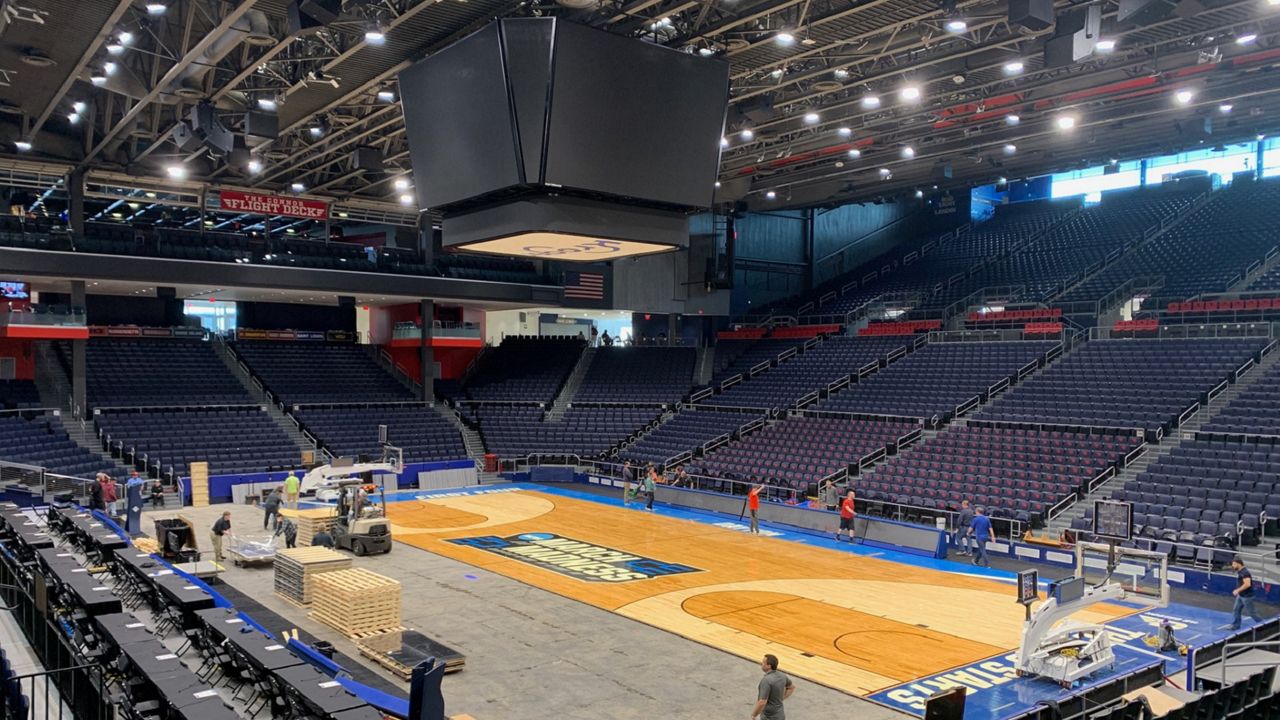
146, 501, 904, 720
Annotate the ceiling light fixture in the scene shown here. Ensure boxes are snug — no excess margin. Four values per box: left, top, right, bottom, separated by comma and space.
72, 101, 85, 114
714, 181, 721, 188
118, 31, 134, 46
399, 193, 414, 205
899, 84, 922, 102
740, 128, 754, 141
1236, 33, 1257, 45
765, 190, 777, 199
1006, 114, 1021, 125
103, 61, 118, 76
900, 146, 915, 159
775, 32, 795, 46
720, 136, 729, 148
67, 112, 80, 124
393, 177, 411, 191
1174, 89, 1194, 104
376, 90, 396, 103
803, 111, 819, 124
848, 149, 861, 158
1095, 39, 1116, 52
146, 2, 167, 14
1004, 143, 1017, 155
106, 42, 125, 55
1219, 103, 1234, 114
365, 26, 387, 45
769, 68, 784, 79
861, 93, 881, 108
290, 182, 304, 192
915, 189, 925, 198
698, 47, 715, 57
837, 127, 852, 137
1056, 114, 1077, 130
248, 158, 263, 174
1004, 61, 1024, 75
879, 167, 891, 176
945, 19, 967, 32
833, 68, 849, 80
257, 97, 277, 111
14, 140, 31, 152
165, 165, 187, 179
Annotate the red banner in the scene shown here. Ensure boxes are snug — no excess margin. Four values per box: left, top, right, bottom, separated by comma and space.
219, 190, 329, 220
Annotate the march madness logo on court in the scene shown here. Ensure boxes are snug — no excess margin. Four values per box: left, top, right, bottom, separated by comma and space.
447, 533, 701, 583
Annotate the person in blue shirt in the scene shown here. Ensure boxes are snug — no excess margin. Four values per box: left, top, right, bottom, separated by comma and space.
1221, 556, 1264, 630
970, 506, 995, 568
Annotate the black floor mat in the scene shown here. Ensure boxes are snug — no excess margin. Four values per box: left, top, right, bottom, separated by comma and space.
211, 581, 408, 698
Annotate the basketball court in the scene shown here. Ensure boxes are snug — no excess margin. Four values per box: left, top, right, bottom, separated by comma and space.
382, 483, 1248, 717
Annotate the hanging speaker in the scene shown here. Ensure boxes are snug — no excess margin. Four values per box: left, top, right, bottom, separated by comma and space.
1043, 5, 1100, 67
190, 103, 234, 155
1009, 0, 1054, 31
171, 122, 201, 152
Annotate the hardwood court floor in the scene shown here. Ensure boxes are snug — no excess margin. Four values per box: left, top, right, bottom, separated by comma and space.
387, 490, 1132, 697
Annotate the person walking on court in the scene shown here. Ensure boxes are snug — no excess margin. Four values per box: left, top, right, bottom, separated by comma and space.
752, 654, 794, 720
1221, 556, 1265, 630
275, 517, 298, 549
262, 486, 283, 530
622, 461, 635, 506
748, 483, 763, 534
643, 464, 657, 512
970, 506, 995, 567
955, 499, 975, 556
284, 472, 300, 508
210, 511, 232, 562
836, 489, 857, 542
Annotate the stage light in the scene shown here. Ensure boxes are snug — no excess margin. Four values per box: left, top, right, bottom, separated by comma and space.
1056, 114, 1077, 130
848, 149, 861, 158
1236, 33, 1257, 45
14, 140, 30, 152
104, 61, 118, 76
1006, 114, 1021, 125
73, 101, 85, 114
803, 111, 819, 124
146, 2, 167, 14
1219, 103, 1233, 114
1004, 143, 1017, 155
165, 165, 187, 179
901, 146, 915, 159
1175, 89, 1194, 105
775, 32, 795, 46
900, 84, 922, 102
290, 182, 305, 192
399, 193, 414, 205
1004, 61, 1024, 75
740, 128, 754, 141
837, 127, 852, 137
393, 177, 411, 191
861, 94, 881, 108
118, 31, 134, 46
67, 112, 80, 124
1095, 39, 1116, 52
248, 158, 263, 174
945, 19, 967, 32
106, 42, 124, 55
765, 190, 777, 199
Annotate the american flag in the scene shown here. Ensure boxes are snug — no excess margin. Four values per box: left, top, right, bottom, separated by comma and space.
563, 271, 605, 300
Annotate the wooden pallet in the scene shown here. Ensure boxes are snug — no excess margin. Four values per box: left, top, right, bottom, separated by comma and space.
353, 627, 466, 678
132, 537, 160, 554
272, 546, 351, 605
309, 568, 400, 637
189, 462, 209, 508
278, 508, 339, 547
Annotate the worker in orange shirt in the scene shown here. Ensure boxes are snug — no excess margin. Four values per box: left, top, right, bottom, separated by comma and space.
836, 489, 857, 542
748, 483, 763, 534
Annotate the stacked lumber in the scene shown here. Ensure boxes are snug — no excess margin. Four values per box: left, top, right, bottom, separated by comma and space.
188, 462, 209, 507
272, 547, 351, 606
310, 568, 401, 637
278, 508, 338, 547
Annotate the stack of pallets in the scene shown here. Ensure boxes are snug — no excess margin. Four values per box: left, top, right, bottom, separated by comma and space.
272, 547, 351, 607
310, 568, 401, 637
278, 508, 339, 547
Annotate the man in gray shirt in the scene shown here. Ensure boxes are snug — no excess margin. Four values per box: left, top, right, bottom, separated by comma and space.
955, 499, 975, 556
821, 480, 838, 511
753, 654, 794, 720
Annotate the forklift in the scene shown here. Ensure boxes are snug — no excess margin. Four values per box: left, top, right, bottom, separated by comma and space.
332, 478, 393, 556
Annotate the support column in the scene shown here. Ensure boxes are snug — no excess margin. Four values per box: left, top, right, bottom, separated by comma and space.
667, 313, 679, 346
67, 170, 85, 238
70, 280, 87, 419
419, 298, 434, 403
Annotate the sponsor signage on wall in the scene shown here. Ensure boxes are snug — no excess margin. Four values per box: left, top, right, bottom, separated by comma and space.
219, 190, 330, 220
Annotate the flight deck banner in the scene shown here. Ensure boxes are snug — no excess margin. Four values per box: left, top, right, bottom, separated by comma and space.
219, 190, 329, 220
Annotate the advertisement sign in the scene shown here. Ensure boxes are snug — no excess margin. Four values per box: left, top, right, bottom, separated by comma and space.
219, 190, 329, 220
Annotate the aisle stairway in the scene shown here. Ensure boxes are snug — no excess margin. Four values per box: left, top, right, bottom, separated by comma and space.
546, 346, 593, 420
210, 337, 318, 459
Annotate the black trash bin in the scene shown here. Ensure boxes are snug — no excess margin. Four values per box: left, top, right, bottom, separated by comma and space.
312, 641, 336, 659
153, 518, 192, 558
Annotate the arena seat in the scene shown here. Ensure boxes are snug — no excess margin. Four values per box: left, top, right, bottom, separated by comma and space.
232, 341, 413, 405
709, 338, 807, 387
1201, 360, 1280, 436
702, 336, 909, 411
688, 415, 919, 491
473, 404, 660, 459
457, 336, 584, 403
94, 408, 299, 478
574, 347, 695, 404
815, 340, 1057, 420
861, 425, 1140, 523
0, 380, 41, 410
0, 414, 124, 479
294, 405, 465, 462
83, 339, 250, 408
974, 338, 1266, 434
621, 409, 764, 466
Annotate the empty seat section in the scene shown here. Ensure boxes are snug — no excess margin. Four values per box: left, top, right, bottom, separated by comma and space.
575, 347, 695, 404
233, 341, 413, 405
709, 339, 806, 387
687, 416, 918, 490
974, 338, 1265, 433
703, 337, 907, 411
295, 405, 466, 462
474, 405, 659, 459
621, 409, 763, 466
95, 408, 297, 478
1202, 361, 1280, 436
85, 339, 249, 408
815, 341, 1056, 419
0, 380, 41, 410
861, 425, 1140, 523
459, 337, 584, 403
0, 414, 124, 479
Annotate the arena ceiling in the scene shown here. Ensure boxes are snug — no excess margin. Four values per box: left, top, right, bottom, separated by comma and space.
0, 0, 1278, 211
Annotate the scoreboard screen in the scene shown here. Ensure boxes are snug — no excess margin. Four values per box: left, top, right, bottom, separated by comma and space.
1092, 499, 1133, 541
